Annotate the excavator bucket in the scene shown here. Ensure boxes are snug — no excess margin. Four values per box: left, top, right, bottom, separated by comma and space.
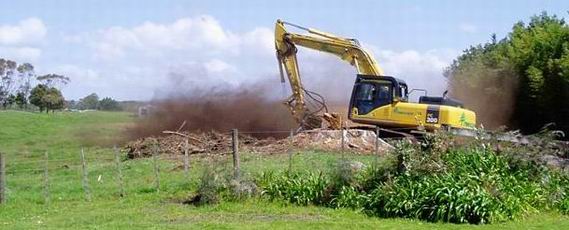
322, 112, 342, 130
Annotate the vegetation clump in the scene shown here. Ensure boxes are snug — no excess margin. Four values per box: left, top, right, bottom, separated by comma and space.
187, 163, 259, 206
255, 133, 569, 224
446, 12, 569, 135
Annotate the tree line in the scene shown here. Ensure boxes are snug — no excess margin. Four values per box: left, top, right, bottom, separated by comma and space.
445, 12, 569, 135
0, 59, 68, 112
67, 93, 122, 111
1, 58, 123, 112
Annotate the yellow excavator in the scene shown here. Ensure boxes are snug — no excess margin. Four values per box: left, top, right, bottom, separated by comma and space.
275, 20, 476, 133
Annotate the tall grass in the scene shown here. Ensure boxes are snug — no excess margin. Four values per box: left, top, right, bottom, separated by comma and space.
255, 136, 569, 224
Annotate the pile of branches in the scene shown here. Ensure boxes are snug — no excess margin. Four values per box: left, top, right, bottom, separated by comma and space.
124, 131, 234, 159
123, 129, 394, 159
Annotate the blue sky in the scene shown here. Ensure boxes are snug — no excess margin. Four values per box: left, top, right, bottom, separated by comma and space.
1, 0, 568, 100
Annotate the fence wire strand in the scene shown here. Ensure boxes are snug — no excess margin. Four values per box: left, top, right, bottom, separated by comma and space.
1, 128, 387, 204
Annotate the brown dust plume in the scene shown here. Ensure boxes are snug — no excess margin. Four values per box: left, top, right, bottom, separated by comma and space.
448, 64, 519, 129
126, 85, 296, 139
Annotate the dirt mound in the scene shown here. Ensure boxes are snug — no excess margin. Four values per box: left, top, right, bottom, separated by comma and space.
124, 129, 393, 158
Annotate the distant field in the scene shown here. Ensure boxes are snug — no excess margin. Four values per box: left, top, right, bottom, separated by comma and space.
0, 110, 568, 229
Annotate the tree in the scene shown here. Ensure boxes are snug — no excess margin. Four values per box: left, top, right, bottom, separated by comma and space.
43, 87, 64, 113
16, 63, 35, 108
36, 74, 69, 89
1, 59, 65, 111
1, 60, 37, 110
66, 100, 78, 110
0, 59, 17, 108
29, 84, 48, 112
2, 94, 16, 109
80, 93, 99, 110
445, 12, 569, 135
98, 97, 121, 111
15, 92, 27, 109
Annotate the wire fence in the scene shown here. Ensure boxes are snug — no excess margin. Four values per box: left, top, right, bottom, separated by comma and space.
0, 128, 389, 206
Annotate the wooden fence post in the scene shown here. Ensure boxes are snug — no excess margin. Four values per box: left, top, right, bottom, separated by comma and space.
80, 148, 91, 201
375, 126, 381, 157
114, 146, 125, 198
152, 144, 160, 192
43, 151, 50, 205
341, 127, 346, 152
183, 139, 189, 180
232, 129, 240, 179
289, 129, 294, 172
341, 126, 347, 161
0, 153, 5, 204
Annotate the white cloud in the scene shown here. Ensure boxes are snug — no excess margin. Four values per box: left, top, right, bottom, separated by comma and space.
67, 15, 277, 99
89, 15, 275, 61
0, 18, 46, 62
377, 49, 458, 100
240, 27, 274, 56
66, 15, 458, 102
55, 65, 100, 83
0, 46, 42, 62
0, 18, 47, 45
91, 15, 248, 60
52, 64, 122, 99
459, 23, 478, 34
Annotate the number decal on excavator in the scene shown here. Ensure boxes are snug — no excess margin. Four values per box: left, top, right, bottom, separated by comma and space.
426, 106, 440, 124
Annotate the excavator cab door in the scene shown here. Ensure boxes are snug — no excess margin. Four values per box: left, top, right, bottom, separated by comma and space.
351, 82, 392, 115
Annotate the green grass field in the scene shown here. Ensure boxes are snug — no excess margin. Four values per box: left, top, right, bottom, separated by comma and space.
0, 110, 568, 229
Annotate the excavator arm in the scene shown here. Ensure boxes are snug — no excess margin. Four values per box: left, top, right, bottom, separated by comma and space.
275, 20, 384, 129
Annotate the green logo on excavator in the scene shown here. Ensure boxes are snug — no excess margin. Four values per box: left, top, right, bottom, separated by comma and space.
459, 112, 475, 128
393, 107, 413, 116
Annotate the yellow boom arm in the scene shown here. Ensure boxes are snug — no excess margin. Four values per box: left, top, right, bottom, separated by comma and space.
275, 20, 384, 129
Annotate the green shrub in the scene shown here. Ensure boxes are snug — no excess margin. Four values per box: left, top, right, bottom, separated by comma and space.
559, 197, 569, 214
330, 185, 368, 209
190, 163, 260, 205
255, 138, 569, 224
194, 164, 227, 205
365, 147, 569, 223
260, 171, 329, 205
366, 174, 498, 224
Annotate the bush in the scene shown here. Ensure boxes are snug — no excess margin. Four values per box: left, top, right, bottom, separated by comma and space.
366, 174, 498, 223
259, 171, 329, 205
330, 185, 368, 209
189, 163, 260, 205
192, 164, 227, 205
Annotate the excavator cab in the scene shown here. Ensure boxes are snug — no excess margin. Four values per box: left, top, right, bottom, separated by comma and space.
349, 75, 407, 116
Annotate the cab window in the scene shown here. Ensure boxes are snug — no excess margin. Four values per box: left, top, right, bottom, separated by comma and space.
377, 85, 391, 105
398, 84, 408, 101
353, 83, 391, 115
355, 84, 376, 101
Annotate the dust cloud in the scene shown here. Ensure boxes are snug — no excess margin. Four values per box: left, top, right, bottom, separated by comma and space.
447, 66, 519, 129
126, 83, 296, 139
